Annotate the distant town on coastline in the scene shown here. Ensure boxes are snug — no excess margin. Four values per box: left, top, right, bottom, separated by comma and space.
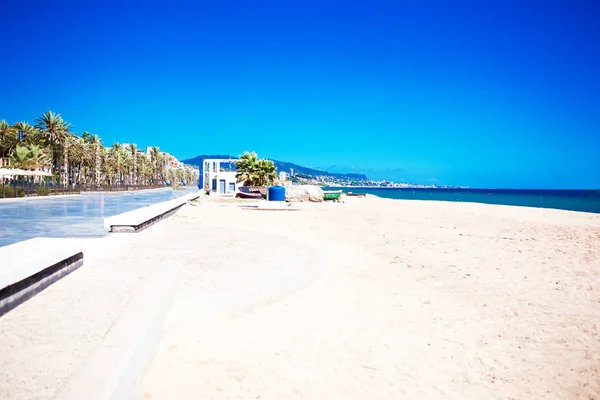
182, 154, 466, 189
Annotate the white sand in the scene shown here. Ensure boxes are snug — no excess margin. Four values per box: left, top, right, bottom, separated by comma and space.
140, 197, 600, 399
1, 196, 599, 399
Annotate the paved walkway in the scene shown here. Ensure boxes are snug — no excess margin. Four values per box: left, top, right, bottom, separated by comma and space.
0, 221, 178, 399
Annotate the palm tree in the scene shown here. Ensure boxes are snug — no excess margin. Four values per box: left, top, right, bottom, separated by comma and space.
235, 151, 276, 186
138, 152, 147, 185
110, 142, 123, 185
127, 144, 138, 185
68, 136, 89, 185
183, 168, 191, 185
254, 159, 276, 186
235, 151, 259, 184
63, 127, 74, 185
167, 168, 175, 186
121, 150, 132, 185
89, 134, 102, 185
11, 144, 50, 170
150, 146, 161, 183
0, 120, 16, 167
160, 153, 169, 183
27, 144, 51, 170
12, 122, 38, 146
11, 145, 32, 169
35, 111, 71, 185
176, 168, 184, 185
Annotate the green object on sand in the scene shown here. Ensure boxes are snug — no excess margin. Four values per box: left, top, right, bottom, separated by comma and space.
323, 190, 342, 201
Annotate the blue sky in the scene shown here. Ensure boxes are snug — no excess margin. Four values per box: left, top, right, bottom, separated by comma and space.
1, 0, 599, 188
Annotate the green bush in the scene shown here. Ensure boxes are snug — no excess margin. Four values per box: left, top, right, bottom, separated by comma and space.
17, 187, 25, 197
37, 187, 49, 196
0, 185, 15, 198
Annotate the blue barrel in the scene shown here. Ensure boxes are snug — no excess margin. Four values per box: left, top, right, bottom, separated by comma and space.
268, 186, 286, 201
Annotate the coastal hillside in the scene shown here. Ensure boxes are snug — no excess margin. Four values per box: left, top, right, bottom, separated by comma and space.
181, 154, 451, 188
181, 154, 369, 181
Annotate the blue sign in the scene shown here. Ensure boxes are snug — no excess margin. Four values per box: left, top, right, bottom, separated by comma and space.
18, 131, 23, 141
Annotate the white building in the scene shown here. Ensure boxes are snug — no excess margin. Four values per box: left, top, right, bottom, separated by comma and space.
202, 158, 240, 195
279, 171, 288, 181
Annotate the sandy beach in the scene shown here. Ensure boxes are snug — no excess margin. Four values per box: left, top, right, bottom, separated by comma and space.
1, 196, 599, 399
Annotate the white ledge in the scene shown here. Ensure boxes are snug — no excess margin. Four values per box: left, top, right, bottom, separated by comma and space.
104, 191, 200, 232
0, 238, 84, 316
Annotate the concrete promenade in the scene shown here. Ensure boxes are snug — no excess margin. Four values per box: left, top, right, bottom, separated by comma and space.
0, 230, 178, 399
0, 191, 200, 399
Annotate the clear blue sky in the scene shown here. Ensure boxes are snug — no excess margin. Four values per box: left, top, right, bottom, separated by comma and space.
1, 0, 599, 188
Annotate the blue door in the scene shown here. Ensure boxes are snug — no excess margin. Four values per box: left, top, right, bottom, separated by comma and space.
219, 180, 226, 194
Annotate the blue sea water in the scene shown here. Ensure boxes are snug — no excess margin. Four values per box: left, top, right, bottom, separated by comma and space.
0, 188, 197, 248
325, 187, 600, 214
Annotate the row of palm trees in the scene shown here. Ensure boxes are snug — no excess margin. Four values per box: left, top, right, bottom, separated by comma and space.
0, 111, 198, 187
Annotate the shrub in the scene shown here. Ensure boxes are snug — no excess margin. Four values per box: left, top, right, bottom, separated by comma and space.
17, 187, 25, 197
37, 187, 50, 196
0, 185, 15, 198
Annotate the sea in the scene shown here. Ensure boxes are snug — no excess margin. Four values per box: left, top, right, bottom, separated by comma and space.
323, 187, 600, 214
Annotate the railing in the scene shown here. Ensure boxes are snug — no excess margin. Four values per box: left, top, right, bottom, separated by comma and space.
0, 183, 168, 198
79, 184, 166, 192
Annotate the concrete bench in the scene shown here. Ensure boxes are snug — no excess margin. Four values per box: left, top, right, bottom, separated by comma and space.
104, 191, 200, 233
0, 238, 83, 317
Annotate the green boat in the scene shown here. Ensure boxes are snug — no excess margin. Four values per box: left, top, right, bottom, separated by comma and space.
323, 190, 343, 201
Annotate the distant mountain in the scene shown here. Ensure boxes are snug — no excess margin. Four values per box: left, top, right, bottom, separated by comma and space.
181, 154, 369, 180
182, 155, 236, 166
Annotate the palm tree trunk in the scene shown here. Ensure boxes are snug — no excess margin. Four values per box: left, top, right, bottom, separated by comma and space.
62, 142, 69, 186
54, 141, 60, 177
95, 145, 99, 186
